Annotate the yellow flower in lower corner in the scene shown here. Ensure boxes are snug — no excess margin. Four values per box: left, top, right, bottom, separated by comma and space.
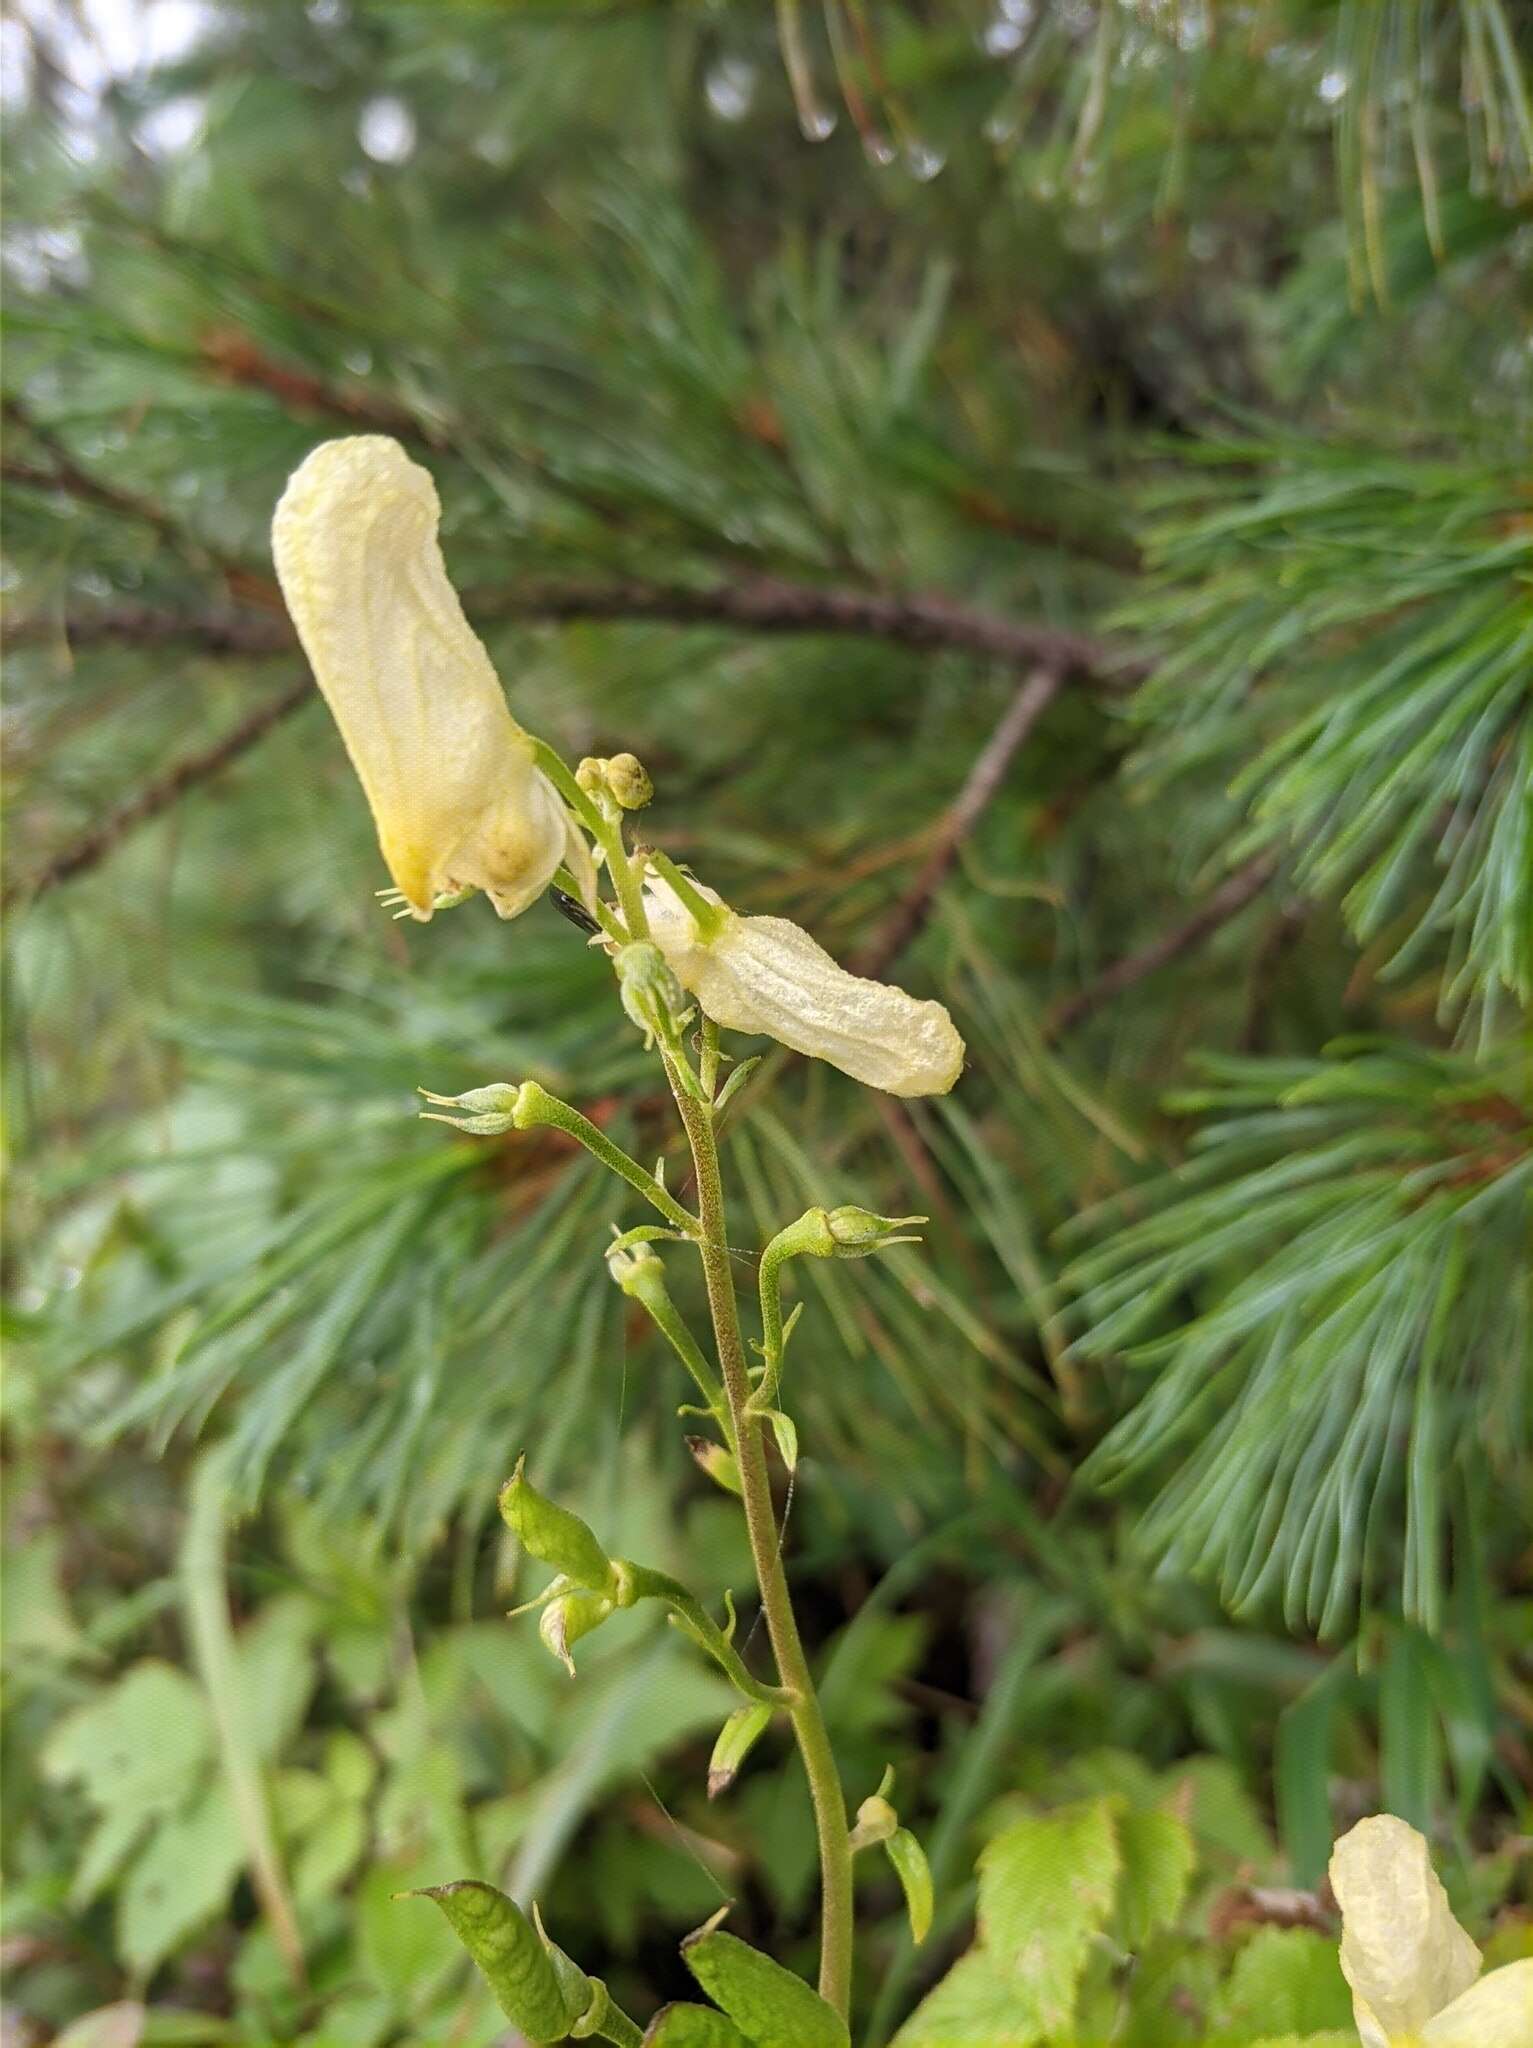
643, 870, 964, 1098
1329, 1815, 1533, 2047
272, 435, 569, 920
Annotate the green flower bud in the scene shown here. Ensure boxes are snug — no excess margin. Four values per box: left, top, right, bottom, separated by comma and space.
823, 1206, 927, 1257
605, 752, 653, 810
539, 1586, 616, 1677
574, 752, 654, 812
615, 942, 691, 1050
847, 1794, 898, 1851
417, 1081, 526, 1135
605, 1237, 666, 1297
499, 1457, 617, 1593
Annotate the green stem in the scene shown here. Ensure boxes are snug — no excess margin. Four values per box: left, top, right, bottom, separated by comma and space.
623, 1563, 792, 1709
663, 1058, 855, 2019
590, 1999, 643, 2048
620, 1261, 731, 1437
513, 1082, 696, 1234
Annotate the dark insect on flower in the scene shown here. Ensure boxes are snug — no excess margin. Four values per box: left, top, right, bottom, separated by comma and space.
550, 887, 601, 936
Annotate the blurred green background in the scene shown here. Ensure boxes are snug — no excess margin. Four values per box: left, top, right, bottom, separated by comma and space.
3, 3, 1530, 2043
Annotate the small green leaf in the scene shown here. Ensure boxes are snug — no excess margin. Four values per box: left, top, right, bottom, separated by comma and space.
976, 1799, 1121, 2031
886, 1828, 934, 1944
500, 1459, 617, 1592
763, 1410, 798, 1472
1216, 1926, 1354, 2037
681, 1923, 850, 2048
708, 1703, 774, 1799
643, 2005, 752, 2046
42, 1661, 214, 1826
893, 1948, 1042, 2046
402, 1879, 570, 2042
117, 1780, 247, 1977
1113, 1806, 1195, 1948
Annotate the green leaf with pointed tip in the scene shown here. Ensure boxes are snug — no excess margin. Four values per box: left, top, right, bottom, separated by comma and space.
681, 1926, 849, 2048
499, 1459, 616, 1592
886, 1827, 934, 1944
708, 1703, 774, 1799
643, 2007, 752, 2047
403, 1879, 570, 2042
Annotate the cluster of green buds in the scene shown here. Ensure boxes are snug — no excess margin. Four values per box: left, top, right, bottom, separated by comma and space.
576, 751, 653, 814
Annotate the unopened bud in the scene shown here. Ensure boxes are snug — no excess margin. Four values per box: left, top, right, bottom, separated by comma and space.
417, 1081, 527, 1135
605, 1237, 665, 1299
849, 1795, 899, 1850
575, 753, 654, 812
824, 1206, 927, 1258
615, 942, 690, 1050
539, 1587, 615, 1677
848, 1764, 901, 1851
605, 753, 653, 810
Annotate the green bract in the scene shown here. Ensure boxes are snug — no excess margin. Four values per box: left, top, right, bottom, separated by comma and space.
402, 1882, 570, 2042
499, 1460, 617, 1594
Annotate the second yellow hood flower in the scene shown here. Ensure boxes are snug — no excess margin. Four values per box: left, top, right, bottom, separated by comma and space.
272, 435, 569, 921
1329, 1814, 1533, 2046
642, 869, 964, 1098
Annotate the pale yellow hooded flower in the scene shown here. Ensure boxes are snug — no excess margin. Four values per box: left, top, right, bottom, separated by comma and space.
643, 870, 964, 1098
1329, 1815, 1533, 2047
272, 436, 569, 920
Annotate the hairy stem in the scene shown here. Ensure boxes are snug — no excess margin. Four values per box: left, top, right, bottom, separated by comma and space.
664, 1058, 854, 2019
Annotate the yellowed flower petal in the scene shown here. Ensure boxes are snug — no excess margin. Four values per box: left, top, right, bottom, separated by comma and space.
272, 436, 566, 919
644, 874, 964, 1097
1421, 1960, 1533, 2047
1330, 1817, 1481, 2040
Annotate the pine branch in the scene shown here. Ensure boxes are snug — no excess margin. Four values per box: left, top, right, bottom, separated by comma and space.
1044, 854, 1279, 1040
3, 674, 312, 910
5, 586, 1130, 908
858, 667, 1064, 977
3, 397, 279, 602
1, 604, 292, 657
5, 580, 1139, 679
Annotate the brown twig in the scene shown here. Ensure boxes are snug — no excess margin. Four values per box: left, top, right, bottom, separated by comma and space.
3, 398, 280, 605
858, 666, 1065, 976
1, 603, 292, 657
5, 574, 1135, 909
1043, 852, 1280, 1041
5, 578, 1138, 682
3, 675, 312, 910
